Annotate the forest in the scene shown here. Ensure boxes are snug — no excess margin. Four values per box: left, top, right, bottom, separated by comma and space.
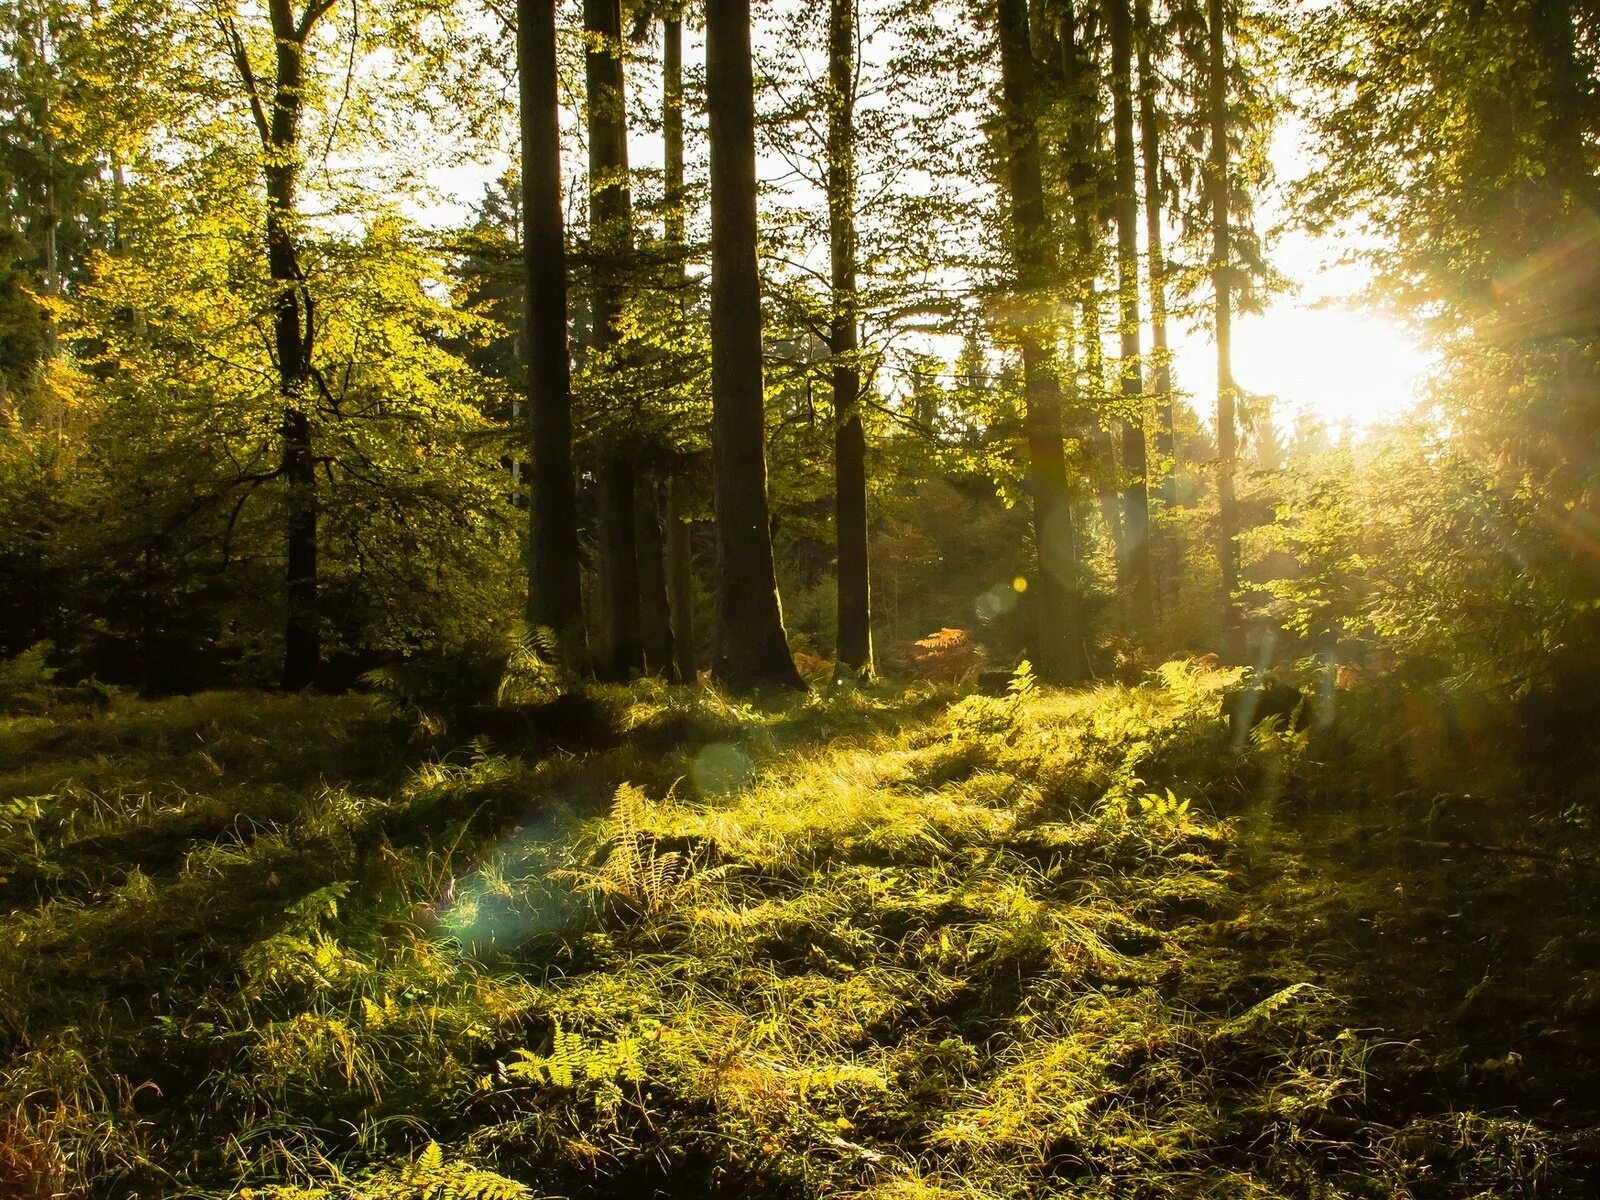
1, 0, 1598, 1195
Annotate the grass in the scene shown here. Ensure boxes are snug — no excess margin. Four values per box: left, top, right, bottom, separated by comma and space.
0, 660, 1595, 1197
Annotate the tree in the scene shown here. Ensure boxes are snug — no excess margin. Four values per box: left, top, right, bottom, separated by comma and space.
518, 0, 587, 660
994, 0, 1088, 683
1106, 0, 1155, 635
660, 4, 697, 682
1136, 0, 1174, 514
1205, 0, 1242, 661
219, 0, 335, 690
583, 0, 645, 679
704, 0, 805, 690
828, 0, 873, 678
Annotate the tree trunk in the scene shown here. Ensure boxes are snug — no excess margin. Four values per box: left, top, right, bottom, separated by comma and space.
829, 0, 872, 678
663, 11, 687, 279
665, 472, 697, 681
661, 13, 697, 684
265, 0, 318, 691
518, 0, 587, 658
1136, 0, 1174, 508
635, 468, 675, 673
1107, 0, 1155, 636
1207, 0, 1242, 660
996, 0, 1087, 684
596, 457, 643, 675
705, 0, 805, 690
1062, 20, 1125, 628
1074, 211, 1126, 619
1137, 0, 1178, 619
586, 0, 644, 679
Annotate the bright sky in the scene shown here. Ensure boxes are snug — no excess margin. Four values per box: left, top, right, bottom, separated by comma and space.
1166, 122, 1434, 435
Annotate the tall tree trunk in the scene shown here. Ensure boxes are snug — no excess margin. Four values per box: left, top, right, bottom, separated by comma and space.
661, 12, 696, 682
1136, 0, 1174, 508
1206, 0, 1242, 660
586, 0, 643, 678
1062, 21, 1125, 629
705, 0, 805, 690
518, 0, 587, 658
596, 459, 642, 675
263, 0, 318, 691
1107, 0, 1155, 635
665, 471, 697, 681
1136, 0, 1177, 619
829, 0, 872, 678
663, 11, 687, 281
996, 0, 1087, 684
636, 469, 675, 673
1073, 212, 1126, 621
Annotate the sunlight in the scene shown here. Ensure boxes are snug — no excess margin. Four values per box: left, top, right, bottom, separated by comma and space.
1233, 304, 1433, 432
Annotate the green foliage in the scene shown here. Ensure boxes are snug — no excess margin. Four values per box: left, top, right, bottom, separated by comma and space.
1, 670, 1594, 1198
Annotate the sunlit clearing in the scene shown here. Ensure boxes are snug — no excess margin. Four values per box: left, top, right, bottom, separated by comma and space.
1234, 305, 1432, 431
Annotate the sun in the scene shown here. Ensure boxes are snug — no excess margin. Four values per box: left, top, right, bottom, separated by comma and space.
1233, 304, 1433, 432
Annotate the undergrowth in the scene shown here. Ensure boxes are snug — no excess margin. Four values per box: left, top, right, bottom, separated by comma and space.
1, 662, 1595, 1197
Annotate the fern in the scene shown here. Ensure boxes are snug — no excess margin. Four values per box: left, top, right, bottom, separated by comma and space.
504, 1019, 646, 1088
1137, 789, 1192, 824
251, 1145, 532, 1200
496, 628, 563, 705
551, 784, 725, 917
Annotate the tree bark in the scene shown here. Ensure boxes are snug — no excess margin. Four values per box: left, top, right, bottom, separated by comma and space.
1136, 0, 1174, 509
596, 457, 642, 676
665, 472, 697, 681
1062, 20, 1125, 629
663, 12, 687, 269
586, 0, 644, 679
635, 468, 675, 673
1136, 0, 1178, 620
705, 0, 805, 690
1107, 0, 1155, 635
996, 0, 1087, 684
661, 12, 696, 684
264, 0, 318, 691
829, 0, 872, 678
518, 0, 587, 658
1207, 0, 1242, 660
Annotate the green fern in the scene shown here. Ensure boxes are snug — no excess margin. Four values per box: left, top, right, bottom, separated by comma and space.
361, 1142, 531, 1200
551, 784, 725, 916
496, 628, 563, 705
1137, 789, 1192, 823
504, 1019, 646, 1088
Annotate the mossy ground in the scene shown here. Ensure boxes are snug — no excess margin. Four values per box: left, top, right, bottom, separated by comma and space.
1, 666, 1595, 1198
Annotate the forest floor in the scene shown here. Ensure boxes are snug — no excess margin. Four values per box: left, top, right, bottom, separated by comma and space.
1, 662, 1597, 1199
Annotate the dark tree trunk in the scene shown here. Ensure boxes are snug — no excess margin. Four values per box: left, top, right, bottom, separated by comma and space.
1137, 0, 1178, 619
586, 0, 644, 679
996, 0, 1087, 684
661, 13, 697, 684
705, 0, 805, 690
596, 457, 643, 675
1207, 0, 1242, 660
264, 0, 317, 691
663, 11, 687, 274
1074, 212, 1126, 620
829, 0, 872, 678
518, 0, 587, 657
1107, 0, 1155, 635
1062, 20, 1125, 627
665, 472, 697, 681
1136, 0, 1174, 508
635, 468, 675, 674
